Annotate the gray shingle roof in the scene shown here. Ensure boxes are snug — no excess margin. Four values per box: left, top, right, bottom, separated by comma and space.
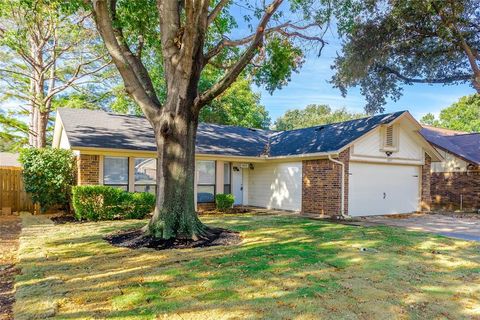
58, 108, 405, 157
421, 127, 480, 165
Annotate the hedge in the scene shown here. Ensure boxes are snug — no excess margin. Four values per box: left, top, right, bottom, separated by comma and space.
72, 185, 155, 221
19, 148, 75, 212
215, 193, 235, 212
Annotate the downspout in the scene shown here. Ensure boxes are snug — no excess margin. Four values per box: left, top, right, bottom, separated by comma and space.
328, 154, 347, 218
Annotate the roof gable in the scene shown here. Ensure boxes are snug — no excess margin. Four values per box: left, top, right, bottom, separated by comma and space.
421, 127, 480, 165
56, 108, 406, 157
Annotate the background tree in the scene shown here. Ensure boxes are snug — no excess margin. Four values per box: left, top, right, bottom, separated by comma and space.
420, 94, 480, 132
274, 105, 364, 130
88, 0, 342, 240
0, 0, 113, 148
111, 75, 271, 129
199, 77, 270, 129
332, 0, 480, 113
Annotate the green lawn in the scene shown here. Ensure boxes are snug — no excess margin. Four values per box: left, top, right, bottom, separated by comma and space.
14, 213, 480, 319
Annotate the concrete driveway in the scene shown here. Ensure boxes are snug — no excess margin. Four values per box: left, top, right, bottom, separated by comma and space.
356, 213, 480, 241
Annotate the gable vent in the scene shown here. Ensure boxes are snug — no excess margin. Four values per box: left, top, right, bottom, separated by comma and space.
385, 126, 394, 147
380, 124, 398, 152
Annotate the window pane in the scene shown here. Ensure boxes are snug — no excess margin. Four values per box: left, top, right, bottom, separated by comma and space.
224, 162, 230, 184
134, 185, 156, 195
104, 157, 128, 185
197, 160, 215, 184
135, 158, 156, 184
197, 185, 215, 203
224, 184, 231, 195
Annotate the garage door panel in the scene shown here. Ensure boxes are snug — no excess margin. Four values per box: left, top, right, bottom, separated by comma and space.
349, 162, 420, 216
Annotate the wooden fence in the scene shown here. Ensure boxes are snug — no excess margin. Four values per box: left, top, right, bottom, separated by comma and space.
0, 167, 35, 214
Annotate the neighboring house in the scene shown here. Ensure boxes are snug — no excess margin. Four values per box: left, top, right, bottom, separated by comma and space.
0, 152, 21, 168
52, 108, 441, 217
421, 126, 480, 211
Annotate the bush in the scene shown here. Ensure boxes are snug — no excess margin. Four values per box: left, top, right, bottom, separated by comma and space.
124, 192, 156, 219
215, 193, 235, 212
72, 185, 155, 221
19, 148, 75, 212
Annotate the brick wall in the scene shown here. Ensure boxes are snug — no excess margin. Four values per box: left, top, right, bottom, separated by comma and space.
420, 153, 432, 211
302, 148, 349, 217
431, 167, 480, 211
77, 154, 100, 185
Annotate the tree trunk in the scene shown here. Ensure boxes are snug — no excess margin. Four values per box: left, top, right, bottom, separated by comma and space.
36, 110, 48, 148
146, 105, 208, 240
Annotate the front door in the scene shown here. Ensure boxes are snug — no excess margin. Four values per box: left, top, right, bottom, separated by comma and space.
232, 166, 243, 205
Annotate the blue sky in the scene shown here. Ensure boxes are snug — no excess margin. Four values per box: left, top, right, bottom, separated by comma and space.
233, 2, 476, 124
255, 37, 474, 123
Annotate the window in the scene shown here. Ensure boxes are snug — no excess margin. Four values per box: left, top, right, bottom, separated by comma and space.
134, 158, 156, 194
104, 157, 128, 191
196, 160, 215, 203
223, 162, 231, 194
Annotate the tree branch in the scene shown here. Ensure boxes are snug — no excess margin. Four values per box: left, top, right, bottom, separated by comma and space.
204, 22, 323, 63
208, 0, 229, 25
378, 65, 472, 84
91, 0, 161, 118
0, 68, 34, 80
44, 58, 111, 102
196, 0, 284, 110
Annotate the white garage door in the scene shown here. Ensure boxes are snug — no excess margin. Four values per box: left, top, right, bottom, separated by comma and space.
349, 162, 420, 216
248, 162, 302, 211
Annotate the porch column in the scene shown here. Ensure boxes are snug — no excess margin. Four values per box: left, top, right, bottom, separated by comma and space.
216, 160, 224, 194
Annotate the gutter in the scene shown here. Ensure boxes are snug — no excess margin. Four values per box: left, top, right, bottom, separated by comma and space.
328, 154, 347, 218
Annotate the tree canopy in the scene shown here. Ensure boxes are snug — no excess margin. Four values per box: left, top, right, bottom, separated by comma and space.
109, 75, 271, 129
274, 105, 364, 130
0, 0, 114, 147
420, 94, 480, 132
332, 0, 480, 113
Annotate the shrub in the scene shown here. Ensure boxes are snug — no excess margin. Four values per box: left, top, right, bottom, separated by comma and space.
124, 192, 156, 219
72, 185, 155, 221
215, 193, 235, 212
19, 148, 75, 212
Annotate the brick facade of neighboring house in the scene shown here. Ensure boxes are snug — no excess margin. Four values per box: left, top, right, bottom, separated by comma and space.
77, 154, 100, 185
302, 148, 350, 216
431, 166, 480, 211
420, 153, 432, 211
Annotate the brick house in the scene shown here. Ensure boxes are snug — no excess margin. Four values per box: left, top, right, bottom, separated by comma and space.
52, 108, 441, 217
421, 126, 480, 212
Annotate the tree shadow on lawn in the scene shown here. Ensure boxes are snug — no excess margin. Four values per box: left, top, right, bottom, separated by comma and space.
13, 214, 480, 320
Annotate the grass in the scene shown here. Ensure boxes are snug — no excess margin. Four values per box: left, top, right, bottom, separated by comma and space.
14, 212, 480, 319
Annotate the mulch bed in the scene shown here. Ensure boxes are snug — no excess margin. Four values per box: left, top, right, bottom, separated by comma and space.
0, 216, 22, 320
104, 227, 241, 250
431, 211, 480, 220
200, 207, 251, 215
50, 215, 78, 224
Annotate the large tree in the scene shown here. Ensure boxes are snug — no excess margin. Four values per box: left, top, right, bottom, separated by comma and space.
421, 94, 480, 132
274, 104, 364, 130
0, 0, 112, 147
331, 0, 480, 113
88, 0, 338, 240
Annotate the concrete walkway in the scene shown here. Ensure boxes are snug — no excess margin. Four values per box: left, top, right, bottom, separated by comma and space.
354, 213, 480, 242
